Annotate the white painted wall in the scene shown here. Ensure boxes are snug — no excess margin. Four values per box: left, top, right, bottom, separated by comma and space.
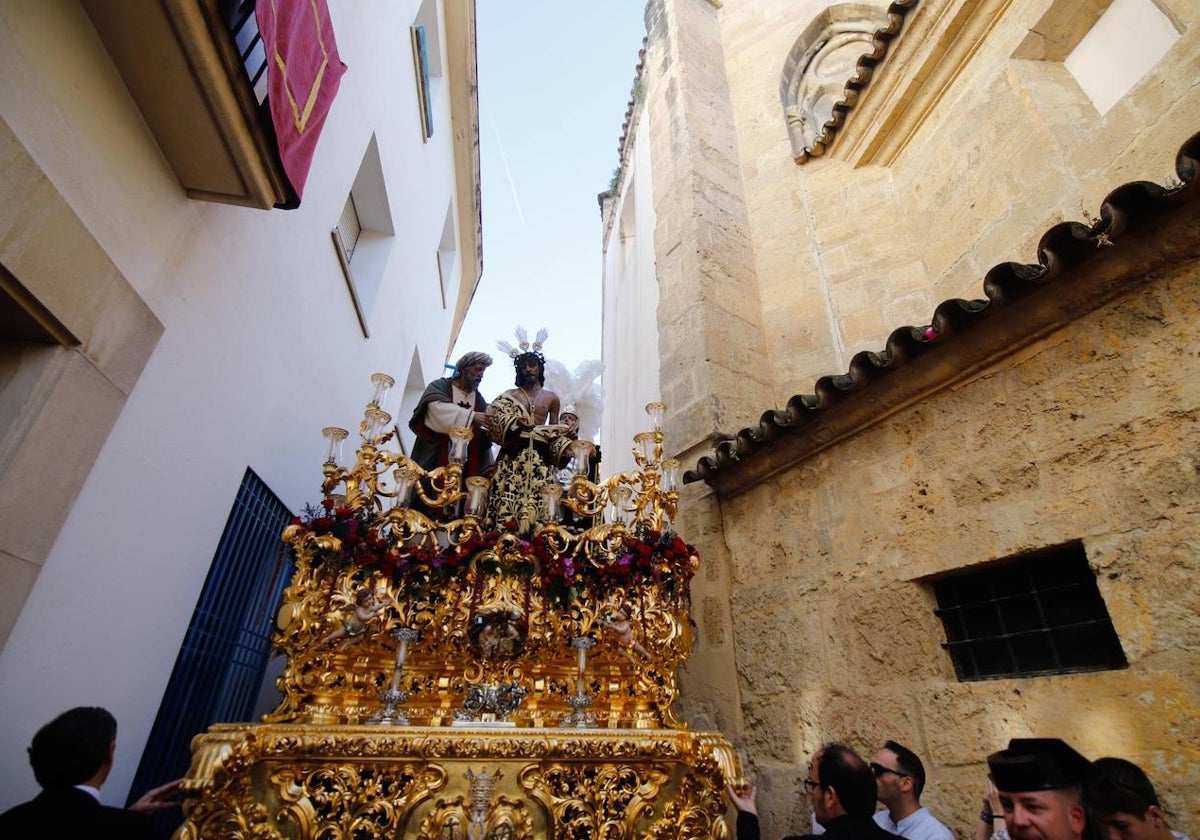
0, 0, 474, 808
600, 106, 660, 478
1064, 0, 1181, 115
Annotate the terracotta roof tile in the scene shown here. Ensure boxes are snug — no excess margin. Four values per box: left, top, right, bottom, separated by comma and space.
795, 0, 919, 164
686, 130, 1200, 494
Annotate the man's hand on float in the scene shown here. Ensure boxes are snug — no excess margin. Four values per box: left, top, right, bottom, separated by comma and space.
726, 782, 758, 815
130, 778, 184, 813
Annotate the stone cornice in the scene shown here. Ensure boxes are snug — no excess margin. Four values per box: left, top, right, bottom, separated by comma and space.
686, 131, 1200, 496
834, 0, 1018, 167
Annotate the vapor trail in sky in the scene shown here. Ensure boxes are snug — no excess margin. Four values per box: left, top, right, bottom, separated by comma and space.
486, 107, 525, 224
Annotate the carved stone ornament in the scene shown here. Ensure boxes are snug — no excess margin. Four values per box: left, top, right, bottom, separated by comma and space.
780, 3, 900, 162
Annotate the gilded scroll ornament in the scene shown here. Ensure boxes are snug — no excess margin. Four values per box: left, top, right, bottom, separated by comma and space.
174, 384, 741, 839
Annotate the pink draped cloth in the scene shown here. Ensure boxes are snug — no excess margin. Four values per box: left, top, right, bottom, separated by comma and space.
256, 0, 348, 198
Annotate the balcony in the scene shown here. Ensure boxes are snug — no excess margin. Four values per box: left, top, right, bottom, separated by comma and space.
81, 0, 297, 209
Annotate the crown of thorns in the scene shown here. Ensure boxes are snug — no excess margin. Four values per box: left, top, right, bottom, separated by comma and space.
496, 326, 548, 366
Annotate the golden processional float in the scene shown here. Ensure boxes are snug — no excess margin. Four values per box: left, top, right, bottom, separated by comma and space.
175, 373, 741, 839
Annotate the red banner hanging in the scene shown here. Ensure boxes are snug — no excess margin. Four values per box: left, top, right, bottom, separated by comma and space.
256, 0, 348, 199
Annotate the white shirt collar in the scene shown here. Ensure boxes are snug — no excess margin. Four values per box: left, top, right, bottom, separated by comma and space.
74, 784, 102, 802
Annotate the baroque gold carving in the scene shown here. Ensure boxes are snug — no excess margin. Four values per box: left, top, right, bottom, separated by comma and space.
176, 388, 736, 838
272, 763, 446, 839
519, 761, 671, 838
176, 725, 741, 839
263, 550, 694, 727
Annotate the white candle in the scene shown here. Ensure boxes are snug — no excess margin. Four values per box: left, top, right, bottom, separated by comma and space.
389, 637, 410, 692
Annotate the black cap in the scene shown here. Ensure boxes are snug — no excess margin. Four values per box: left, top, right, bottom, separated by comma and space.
988, 738, 1091, 792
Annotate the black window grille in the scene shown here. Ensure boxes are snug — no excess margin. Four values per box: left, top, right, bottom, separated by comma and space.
127, 468, 292, 827
219, 0, 268, 104
933, 542, 1127, 681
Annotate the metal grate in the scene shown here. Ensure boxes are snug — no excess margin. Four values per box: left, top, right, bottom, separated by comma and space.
933, 542, 1127, 681
127, 468, 292, 823
337, 192, 363, 260
221, 0, 269, 104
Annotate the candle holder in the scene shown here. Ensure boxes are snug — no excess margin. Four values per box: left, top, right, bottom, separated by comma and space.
367, 372, 396, 408
564, 636, 597, 728
569, 439, 594, 476
660, 458, 681, 492
322, 427, 349, 464
370, 686, 412, 726
644, 401, 667, 431
634, 431, 659, 466
609, 485, 634, 526
464, 476, 490, 518
393, 467, 417, 509
362, 408, 392, 445
369, 626, 420, 725
541, 483, 563, 523
448, 426, 473, 465
564, 692, 597, 729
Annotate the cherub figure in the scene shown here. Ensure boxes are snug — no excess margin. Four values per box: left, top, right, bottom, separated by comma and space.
603, 605, 650, 664
319, 588, 391, 646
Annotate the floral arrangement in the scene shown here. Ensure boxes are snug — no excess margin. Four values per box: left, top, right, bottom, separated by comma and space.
285, 501, 698, 608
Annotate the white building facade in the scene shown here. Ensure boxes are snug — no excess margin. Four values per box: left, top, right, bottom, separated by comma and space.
599, 102, 660, 478
0, 0, 481, 808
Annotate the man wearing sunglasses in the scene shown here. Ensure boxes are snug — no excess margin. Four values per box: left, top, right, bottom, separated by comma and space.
871, 741, 954, 840
728, 744, 899, 840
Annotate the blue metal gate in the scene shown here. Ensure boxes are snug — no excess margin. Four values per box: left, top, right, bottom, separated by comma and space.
128, 468, 293, 820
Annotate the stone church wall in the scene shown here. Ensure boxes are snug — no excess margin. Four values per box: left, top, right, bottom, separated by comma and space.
626, 0, 1200, 836
642, 0, 1200, 435
709, 257, 1200, 836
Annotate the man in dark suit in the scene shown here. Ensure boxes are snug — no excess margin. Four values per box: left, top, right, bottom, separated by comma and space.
729, 743, 899, 840
0, 706, 181, 839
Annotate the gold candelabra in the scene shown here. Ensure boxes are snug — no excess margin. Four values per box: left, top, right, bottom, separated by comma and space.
174, 379, 740, 840
308, 388, 683, 574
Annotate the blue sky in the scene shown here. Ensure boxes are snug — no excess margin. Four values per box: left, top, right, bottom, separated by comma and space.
450, 1, 648, 387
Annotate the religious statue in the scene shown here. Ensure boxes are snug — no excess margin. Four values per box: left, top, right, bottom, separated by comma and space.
469, 609, 527, 659
483, 328, 578, 531
408, 351, 494, 477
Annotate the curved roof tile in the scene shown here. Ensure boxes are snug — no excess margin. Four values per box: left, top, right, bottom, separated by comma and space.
795, 0, 919, 164
686, 130, 1200, 492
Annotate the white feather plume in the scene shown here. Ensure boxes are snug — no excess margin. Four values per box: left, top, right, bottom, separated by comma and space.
544, 357, 604, 442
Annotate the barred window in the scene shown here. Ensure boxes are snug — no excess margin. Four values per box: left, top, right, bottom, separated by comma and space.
330, 135, 394, 338
334, 193, 362, 261
933, 542, 1127, 681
